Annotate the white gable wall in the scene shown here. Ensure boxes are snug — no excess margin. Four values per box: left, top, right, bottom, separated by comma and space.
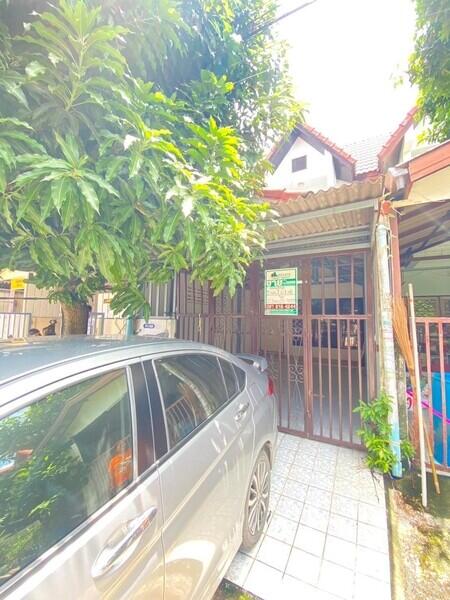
266, 136, 337, 192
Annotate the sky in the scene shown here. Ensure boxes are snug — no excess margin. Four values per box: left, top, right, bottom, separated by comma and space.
276, 0, 417, 145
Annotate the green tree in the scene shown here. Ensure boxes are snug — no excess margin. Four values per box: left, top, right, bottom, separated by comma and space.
408, 0, 450, 142
0, 0, 300, 333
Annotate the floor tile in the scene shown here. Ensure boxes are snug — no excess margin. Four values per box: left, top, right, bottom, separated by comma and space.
358, 502, 387, 529
357, 522, 389, 552
270, 473, 286, 495
269, 492, 280, 512
306, 485, 333, 510
314, 457, 337, 475
273, 459, 291, 477
331, 494, 358, 520
327, 514, 357, 543
356, 545, 390, 582
333, 478, 359, 500
225, 551, 253, 587
310, 470, 335, 491
278, 575, 321, 600
276, 495, 304, 522
283, 478, 308, 502
289, 463, 313, 484
277, 448, 297, 463
294, 524, 326, 556
323, 535, 356, 569
245, 560, 283, 599
267, 513, 297, 545
225, 435, 391, 600
319, 560, 354, 599
294, 451, 317, 468
300, 504, 330, 532
285, 547, 322, 585
257, 535, 291, 572
354, 573, 391, 600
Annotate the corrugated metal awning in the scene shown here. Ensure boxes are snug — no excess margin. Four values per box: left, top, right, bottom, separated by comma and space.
264, 178, 383, 243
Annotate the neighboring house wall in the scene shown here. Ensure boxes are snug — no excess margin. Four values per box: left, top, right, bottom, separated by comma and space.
266, 136, 337, 192
402, 242, 450, 311
23, 283, 61, 334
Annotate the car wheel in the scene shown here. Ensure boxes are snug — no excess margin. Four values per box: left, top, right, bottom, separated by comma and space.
242, 449, 271, 550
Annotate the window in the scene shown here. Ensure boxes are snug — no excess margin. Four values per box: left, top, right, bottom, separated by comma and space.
234, 365, 246, 392
0, 370, 132, 586
220, 359, 239, 399
291, 155, 307, 172
155, 354, 228, 447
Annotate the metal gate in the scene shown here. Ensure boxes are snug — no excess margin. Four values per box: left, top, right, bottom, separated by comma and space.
176, 252, 374, 449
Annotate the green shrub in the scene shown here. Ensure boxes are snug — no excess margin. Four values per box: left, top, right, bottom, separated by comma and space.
355, 391, 414, 474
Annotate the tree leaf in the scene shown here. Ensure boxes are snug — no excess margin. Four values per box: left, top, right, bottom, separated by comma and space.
51, 177, 71, 212
163, 211, 181, 243
77, 179, 99, 212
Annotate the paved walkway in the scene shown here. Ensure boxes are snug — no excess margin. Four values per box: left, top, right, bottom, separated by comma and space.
226, 433, 391, 600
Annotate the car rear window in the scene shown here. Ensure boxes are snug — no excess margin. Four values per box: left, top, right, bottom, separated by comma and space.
155, 353, 228, 448
0, 369, 132, 586
219, 359, 239, 399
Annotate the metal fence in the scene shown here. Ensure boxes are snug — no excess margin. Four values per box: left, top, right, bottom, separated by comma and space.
0, 312, 31, 339
415, 317, 450, 471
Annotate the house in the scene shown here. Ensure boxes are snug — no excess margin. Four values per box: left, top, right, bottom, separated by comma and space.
175, 108, 450, 473
2, 109, 448, 472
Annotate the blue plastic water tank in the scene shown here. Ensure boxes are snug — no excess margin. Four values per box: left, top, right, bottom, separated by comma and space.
432, 372, 450, 466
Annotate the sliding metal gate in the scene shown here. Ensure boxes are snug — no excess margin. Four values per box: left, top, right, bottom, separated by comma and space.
176, 253, 374, 449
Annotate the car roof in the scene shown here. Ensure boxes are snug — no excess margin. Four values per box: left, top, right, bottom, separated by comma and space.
0, 335, 207, 389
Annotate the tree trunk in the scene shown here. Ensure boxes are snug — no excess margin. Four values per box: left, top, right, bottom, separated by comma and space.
61, 303, 90, 335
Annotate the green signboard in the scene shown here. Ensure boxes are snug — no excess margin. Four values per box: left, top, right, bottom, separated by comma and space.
264, 268, 298, 316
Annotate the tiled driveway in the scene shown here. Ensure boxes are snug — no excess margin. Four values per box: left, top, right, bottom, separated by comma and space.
226, 433, 391, 600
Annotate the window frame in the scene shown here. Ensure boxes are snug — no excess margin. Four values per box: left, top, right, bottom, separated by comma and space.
149, 351, 241, 460
291, 155, 307, 172
0, 358, 141, 595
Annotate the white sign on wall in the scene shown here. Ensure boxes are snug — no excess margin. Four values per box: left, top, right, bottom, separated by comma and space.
264, 268, 298, 316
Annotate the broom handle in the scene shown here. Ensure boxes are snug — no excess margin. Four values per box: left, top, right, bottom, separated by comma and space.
408, 284, 427, 508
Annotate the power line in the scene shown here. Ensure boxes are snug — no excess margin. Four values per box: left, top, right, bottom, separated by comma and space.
246, 0, 319, 40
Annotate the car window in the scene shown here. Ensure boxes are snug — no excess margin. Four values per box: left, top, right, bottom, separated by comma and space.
234, 365, 246, 392
0, 369, 132, 586
219, 359, 239, 399
155, 354, 228, 448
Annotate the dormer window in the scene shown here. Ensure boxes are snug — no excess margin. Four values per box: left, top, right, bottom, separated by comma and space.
292, 155, 307, 172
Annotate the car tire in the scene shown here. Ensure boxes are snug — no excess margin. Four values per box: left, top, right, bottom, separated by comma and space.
242, 449, 271, 550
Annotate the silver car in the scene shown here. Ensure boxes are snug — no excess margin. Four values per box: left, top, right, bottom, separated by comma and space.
0, 337, 277, 599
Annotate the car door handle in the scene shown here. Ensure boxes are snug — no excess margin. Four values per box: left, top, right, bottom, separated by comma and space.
91, 506, 157, 580
234, 402, 250, 422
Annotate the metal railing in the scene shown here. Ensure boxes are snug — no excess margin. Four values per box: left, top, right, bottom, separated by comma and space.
0, 312, 31, 339
415, 317, 450, 471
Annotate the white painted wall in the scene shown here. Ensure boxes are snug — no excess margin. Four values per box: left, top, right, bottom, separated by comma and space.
400, 119, 434, 162
266, 135, 337, 192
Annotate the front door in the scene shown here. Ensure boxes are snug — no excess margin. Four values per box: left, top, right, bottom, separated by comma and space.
259, 253, 372, 448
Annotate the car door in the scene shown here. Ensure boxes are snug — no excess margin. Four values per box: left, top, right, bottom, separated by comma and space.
0, 362, 164, 600
145, 352, 254, 600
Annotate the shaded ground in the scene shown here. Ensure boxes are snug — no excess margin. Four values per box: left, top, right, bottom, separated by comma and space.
388, 471, 450, 600
214, 580, 259, 600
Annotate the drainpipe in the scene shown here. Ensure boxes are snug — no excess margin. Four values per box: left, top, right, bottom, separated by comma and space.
126, 316, 134, 336
375, 220, 402, 478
